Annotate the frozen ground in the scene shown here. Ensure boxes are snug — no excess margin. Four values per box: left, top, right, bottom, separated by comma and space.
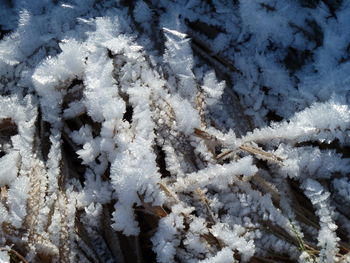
0, 0, 350, 262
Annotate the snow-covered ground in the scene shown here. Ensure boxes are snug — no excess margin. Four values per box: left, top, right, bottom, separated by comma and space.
0, 0, 350, 262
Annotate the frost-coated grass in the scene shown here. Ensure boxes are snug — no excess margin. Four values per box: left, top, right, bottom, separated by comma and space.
0, 0, 350, 262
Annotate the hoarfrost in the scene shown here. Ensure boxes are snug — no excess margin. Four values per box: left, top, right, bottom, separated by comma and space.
0, 250, 9, 263
0, 0, 350, 262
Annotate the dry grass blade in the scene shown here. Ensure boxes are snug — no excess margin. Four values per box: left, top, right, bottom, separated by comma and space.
0, 118, 17, 147
0, 118, 16, 132
264, 221, 319, 258
186, 29, 241, 74
291, 223, 318, 260
193, 128, 222, 157
158, 182, 179, 203
194, 128, 217, 141
137, 193, 168, 218
74, 214, 103, 263
201, 232, 223, 250
251, 174, 280, 203
215, 150, 233, 162
0, 186, 7, 201
101, 205, 126, 263
339, 252, 350, 263
239, 144, 284, 164
339, 241, 350, 255
0, 247, 29, 263
195, 90, 207, 128
195, 188, 216, 224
